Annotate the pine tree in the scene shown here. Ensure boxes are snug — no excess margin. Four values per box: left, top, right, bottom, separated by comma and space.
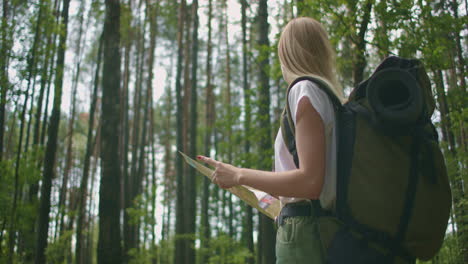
97, 0, 123, 262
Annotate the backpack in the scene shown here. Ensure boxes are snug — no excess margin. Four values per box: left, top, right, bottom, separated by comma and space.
280, 56, 452, 263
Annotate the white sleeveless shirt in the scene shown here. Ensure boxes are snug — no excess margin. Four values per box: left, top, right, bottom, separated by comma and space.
274, 80, 337, 210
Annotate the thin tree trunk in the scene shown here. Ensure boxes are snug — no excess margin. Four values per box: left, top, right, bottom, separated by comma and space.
75, 32, 103, 264
40, 49, 56, 147
121, 1, 132, 260
257, 1, 275, 263
174, 0, 187, 262
185, 0, 198, 263
34, 0, 71, 263
124, 9, 145, 258
143, 1, 159, 261
222, 0, 235, 239
97, 0, 123, 262
0, 0, 10, 161
150, 99, 158, 264
33, 0, 56, 149
434, 70, 456, 155
352, 0, 372, 86
200, 0, 213, 262
240, 1, 254, 262
450, 0, 466, 92
85, 120, 101, 264
19, 0, 45, 154
57, 1, 85, 239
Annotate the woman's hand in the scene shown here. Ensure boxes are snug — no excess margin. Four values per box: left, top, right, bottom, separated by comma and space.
197, 155, 241, 189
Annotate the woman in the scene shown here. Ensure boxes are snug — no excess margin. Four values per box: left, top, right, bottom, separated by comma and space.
198, 17, 343, 263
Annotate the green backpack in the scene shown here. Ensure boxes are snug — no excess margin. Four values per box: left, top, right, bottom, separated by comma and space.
281, 56, 452, 263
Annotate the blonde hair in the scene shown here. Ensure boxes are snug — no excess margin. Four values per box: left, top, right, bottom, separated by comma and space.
278, 17, 344, 100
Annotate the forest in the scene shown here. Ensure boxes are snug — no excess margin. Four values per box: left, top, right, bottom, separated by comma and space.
0, 0, 466, 263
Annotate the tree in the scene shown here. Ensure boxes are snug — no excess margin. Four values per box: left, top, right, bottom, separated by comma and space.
256, 0, 275, 263
34, 0, 71, 263
186, 0, 198, 262
75, 32, 103, 264
0, 0, 11, 161
97, 0, 123, 263
200, 0, 213, 263
174, 0, 187, 263
240, 1, 254, 262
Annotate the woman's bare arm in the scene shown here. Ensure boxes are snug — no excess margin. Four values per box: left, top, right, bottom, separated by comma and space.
199, 97, 326, 199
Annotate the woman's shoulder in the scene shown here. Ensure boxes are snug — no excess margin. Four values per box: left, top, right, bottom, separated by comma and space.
289, 79, 327, 102
288, 78, 335, 124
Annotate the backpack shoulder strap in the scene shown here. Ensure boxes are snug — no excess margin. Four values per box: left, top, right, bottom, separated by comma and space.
281, 76, 342, 168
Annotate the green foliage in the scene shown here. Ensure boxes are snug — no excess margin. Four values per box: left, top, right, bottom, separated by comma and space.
126, 194, 147, 226
128, 245, 158, 264
204, 233, 253, 264
45, 230, 74, 264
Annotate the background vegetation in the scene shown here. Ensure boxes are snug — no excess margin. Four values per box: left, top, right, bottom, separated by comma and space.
0, 0, 466, 263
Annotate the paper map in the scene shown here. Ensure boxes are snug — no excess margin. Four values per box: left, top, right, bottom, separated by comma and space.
179, 151, 281, 219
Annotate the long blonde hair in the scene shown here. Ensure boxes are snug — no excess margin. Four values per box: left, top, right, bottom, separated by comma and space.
278, 17, 343, 101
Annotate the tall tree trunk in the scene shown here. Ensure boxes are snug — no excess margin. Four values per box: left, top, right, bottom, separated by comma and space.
34, 0, 71, 263
121, 1, 132, 260
257, 0, 275, 263
124, 6, 146, 258
240, 1, 254, 262
86, 120, 101, 264
162, 68, 173, 264
144, 1, 159, 261
181, 5, 191, 258
75, 32, 103, 264
222, 0, 235, 239
200, 0, 213, 262
0, 0, 10, 161
185, 0, 198, 263
33, 0, 56, 149
352, 0, 372, 86
57, 1, 85, 239
22, 0, 46, 155
174, 0, 187, 263
434, 70, 456, 155
97, 0, 123, 263
450, 0, 466, 92
38, 0, 60, 149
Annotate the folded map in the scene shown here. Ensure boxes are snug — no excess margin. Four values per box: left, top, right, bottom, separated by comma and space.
179, 151, 281, 219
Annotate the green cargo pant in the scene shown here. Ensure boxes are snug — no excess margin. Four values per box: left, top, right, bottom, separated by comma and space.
276, 215, 324, 264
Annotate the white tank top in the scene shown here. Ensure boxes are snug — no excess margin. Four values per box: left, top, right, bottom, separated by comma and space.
274, 80, 337, 210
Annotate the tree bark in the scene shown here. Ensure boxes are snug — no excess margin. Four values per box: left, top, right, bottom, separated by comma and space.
185, 0, 198, 263
174, 0, 187, 262
97, 0, 123, 263
120, 2, 132, 261
0, 0, 10, 161
257, 0, 275, 263
240, 1, 254, 262
144, 1, 160, 261
200, 0, 213, 262
34, 0, 71, 263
